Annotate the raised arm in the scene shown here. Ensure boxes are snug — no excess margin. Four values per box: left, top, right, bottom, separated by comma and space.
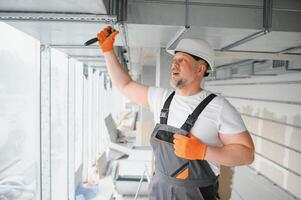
98, 26, 149, 108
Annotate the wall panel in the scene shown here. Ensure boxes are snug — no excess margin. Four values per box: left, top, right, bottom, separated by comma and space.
205, 72, 301, 198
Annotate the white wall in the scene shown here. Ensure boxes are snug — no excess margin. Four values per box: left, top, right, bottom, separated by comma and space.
205, 72, 301, 199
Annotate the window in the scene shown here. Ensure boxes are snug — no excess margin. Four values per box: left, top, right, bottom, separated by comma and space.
0, 22, 40, 200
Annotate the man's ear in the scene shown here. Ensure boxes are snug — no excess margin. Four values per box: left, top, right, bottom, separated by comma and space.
197, 62, 207, 76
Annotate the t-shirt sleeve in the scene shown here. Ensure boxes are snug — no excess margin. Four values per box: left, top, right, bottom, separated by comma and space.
218, 98, 247, 134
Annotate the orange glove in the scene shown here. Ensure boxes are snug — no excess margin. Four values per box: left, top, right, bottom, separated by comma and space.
97, 26, 119, 52
173, 133, 207, 160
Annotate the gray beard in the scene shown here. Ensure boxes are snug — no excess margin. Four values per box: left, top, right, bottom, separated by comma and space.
170, 79, 187, 89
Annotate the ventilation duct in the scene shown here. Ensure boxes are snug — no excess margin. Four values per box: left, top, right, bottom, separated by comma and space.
104, 0, 128, 22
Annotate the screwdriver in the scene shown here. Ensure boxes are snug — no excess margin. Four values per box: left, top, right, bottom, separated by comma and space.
84, 28, 115, 46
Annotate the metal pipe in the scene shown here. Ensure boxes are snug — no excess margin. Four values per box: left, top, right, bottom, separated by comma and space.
220, 0, 273, 51
109, 0, 128, 22
216, 50, 301, 60
263, 0, 273, 31
212, 47, 301, 79
221, 30, 269, 51
185, 0, 190, 29
166, 0, 190, 50
279, 45, 301, 53
166, 26, 188, 50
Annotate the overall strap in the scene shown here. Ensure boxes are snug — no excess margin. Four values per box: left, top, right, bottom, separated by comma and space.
160, 91, 175, 124
181, 93, 217, 132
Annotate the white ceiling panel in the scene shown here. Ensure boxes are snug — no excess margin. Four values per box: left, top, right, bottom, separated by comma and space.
1, 0, 300, 72
0, 0, 107, 14
126, 24, 263, 50
6, 21, 122, 46
126, 24, 264, 67
127, 24, 181, 48
182, 26, 261, 50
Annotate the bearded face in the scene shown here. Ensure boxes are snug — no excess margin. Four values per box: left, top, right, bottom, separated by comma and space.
170, 56, 199, 89
170, 72, 196, 89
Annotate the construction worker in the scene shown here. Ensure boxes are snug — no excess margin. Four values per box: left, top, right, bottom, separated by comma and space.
97, 26, 254, 200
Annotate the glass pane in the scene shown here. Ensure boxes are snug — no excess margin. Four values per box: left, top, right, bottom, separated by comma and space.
0, 22, 40, 200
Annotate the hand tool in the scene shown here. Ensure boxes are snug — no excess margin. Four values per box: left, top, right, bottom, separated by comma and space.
84, 28, 115, 46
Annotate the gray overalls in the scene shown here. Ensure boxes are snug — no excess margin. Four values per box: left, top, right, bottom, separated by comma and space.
149, 91, 219, 200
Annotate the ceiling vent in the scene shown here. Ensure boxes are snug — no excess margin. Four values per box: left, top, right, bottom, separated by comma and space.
273, 60, 289, 68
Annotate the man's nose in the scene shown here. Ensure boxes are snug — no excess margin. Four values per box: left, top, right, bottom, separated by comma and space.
172, 60, 179, 70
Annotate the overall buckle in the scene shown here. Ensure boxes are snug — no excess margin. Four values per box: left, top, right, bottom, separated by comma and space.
183, 114, 197, 131
160, 108, 169, 119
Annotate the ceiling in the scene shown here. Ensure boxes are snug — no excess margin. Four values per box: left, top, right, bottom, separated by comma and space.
0, 0, 107, 13
0, 0, 301, 74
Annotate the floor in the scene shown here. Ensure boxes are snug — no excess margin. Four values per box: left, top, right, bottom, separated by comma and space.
230, 166, 298, 200
93, 166, 298, 200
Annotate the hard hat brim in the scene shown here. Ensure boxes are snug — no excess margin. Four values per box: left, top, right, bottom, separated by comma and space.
166, 48, 213, 70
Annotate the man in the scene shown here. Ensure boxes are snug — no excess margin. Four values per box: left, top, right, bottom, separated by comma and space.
97, 26, 254, 200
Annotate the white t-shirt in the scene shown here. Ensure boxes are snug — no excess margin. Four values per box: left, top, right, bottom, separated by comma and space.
147, 87, 247, 175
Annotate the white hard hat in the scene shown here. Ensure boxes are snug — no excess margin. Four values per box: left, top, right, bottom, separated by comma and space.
167, 38, 214, 70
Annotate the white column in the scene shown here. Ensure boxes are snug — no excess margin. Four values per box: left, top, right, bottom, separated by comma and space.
40, 44, 51, 200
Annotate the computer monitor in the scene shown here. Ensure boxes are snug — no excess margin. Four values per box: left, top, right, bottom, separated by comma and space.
104, 114, 119, 143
